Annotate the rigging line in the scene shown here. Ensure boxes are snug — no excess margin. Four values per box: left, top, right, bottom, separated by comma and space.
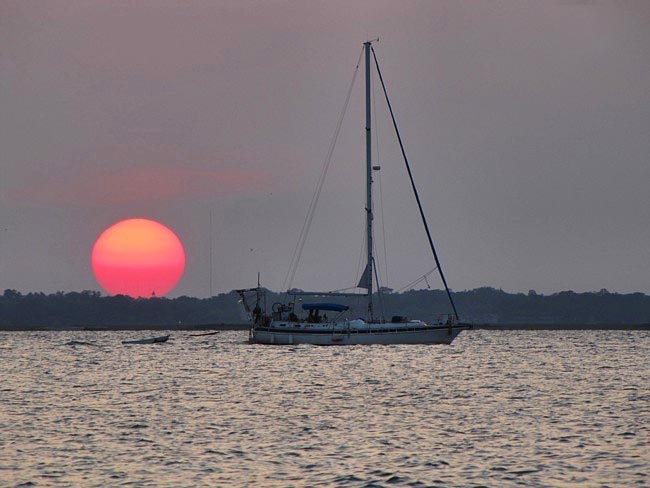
372, 257, 386, 322
377, 164, 389, 285
394, 267, 438, 294
371, 46, 460, 321
355, 218, 366, 287
373, 218, 392, 317
283, 48, 364, 291
287, 48, 363, 289
372, 71, 390, 286
372, 236, 383, 289
371, 241, 386, 322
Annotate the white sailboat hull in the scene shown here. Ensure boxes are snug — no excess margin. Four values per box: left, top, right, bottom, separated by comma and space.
250, 323, 466, 345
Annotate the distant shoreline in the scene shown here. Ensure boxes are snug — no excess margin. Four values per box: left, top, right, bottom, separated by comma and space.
3, 288, 649, 329
471, 323, 648, 330
0, 323, 647, 331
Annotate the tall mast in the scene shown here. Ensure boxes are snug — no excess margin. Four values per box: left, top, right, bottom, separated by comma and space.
364, 41, 374, 322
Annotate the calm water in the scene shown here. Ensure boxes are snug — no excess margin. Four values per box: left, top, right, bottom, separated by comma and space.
0, 330, 647, 487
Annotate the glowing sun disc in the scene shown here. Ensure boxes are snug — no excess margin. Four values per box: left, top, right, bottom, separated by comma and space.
91, 218, 185, 298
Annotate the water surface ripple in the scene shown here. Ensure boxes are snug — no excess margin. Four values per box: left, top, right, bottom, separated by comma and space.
0, 330, 647, 487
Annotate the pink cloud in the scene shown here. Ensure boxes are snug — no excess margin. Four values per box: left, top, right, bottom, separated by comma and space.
10, 165, 276, 207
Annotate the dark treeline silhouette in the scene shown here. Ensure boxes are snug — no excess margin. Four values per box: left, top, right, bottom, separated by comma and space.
1, 287, 649, 329
0, 289, 243, 328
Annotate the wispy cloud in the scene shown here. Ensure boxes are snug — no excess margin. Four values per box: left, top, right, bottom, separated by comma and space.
10, 165, 276, 207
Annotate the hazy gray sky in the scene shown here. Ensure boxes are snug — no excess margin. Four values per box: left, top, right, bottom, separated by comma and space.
1, 0, 649, 296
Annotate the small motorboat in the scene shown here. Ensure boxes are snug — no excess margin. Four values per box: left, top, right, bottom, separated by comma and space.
121, 335, 170, 345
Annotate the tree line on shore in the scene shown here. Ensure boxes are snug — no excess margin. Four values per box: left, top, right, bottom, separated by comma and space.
0, 287, 649, 328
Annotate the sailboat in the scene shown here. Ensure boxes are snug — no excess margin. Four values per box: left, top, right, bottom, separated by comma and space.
239, 41, 470, 345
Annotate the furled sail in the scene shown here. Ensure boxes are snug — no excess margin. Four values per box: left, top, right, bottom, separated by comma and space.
357, 263, 371, 289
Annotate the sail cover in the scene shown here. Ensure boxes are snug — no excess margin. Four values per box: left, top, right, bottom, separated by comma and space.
302, 303, 349, 312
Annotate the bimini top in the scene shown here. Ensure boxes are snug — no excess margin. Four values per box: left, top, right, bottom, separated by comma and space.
302, 303, 349, 312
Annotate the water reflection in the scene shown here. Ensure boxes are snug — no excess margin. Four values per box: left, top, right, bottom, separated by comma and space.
0, 330, 647, 487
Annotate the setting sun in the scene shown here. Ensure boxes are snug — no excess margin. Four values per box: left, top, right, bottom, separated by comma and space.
91, 218, 185, 298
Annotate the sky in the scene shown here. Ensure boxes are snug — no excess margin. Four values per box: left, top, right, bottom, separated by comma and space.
1, 0, 649, 297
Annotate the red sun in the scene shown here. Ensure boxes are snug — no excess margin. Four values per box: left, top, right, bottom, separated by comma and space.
91, 218, 185, 298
